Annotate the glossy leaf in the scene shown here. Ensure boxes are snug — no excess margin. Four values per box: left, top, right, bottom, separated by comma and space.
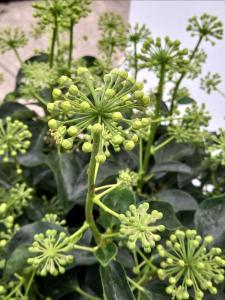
152, 161, 193, 175
100, 261, 135, 300
95, 242, 118, 267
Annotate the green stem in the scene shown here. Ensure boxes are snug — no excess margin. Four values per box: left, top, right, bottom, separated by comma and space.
68, 19, 74, 70
74, 244, 98, 252
127, 277, 145, 293
142, 64, 165, 176
69, 222, 89, 242
134, 40, 138, 80
138, 138, 143, 177
95, 182, 121, 200
75, 287, 102, 300
151, 136, 174, 154
13, 48, 23, 65
24, 269, 36, 297
94, 198, 120, 219
33, 92, 48, 106
85, 132, 102, 243
169, 36, 203, 115
49, 15, 58, 68
216, 88, 225, 98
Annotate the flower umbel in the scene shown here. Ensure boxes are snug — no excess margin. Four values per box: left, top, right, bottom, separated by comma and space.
47, 68, 150, 161
157, 230, 225, 300
0, 27, 27, 54
119, 203, 165, 253
187, 13, 223, 45
139, 36, 188, 75
200, 72, 222, 94
0, 117, 32, 165
28, 229, 74, 276
208, 129, 225, 165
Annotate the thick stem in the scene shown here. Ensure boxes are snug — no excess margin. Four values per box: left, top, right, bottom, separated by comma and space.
13, 48, 23, 65
68, 19, 74, 70
85, 132, 101, 243
24, 270, 36, 297
142, 64, 165, 176
169, 36, 203, 115
49, 16, 58, 68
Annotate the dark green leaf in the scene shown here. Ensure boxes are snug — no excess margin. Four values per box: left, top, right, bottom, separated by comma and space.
155, 189, 198, 212
100, 261, 135, 300
148, 201, 181, 230
95, 242, 118, 267
98, 187, 136, 229
194, 194, 225, 240
152, 161, 192, 175
0, 102, 36, 120
177, 96, 195, 105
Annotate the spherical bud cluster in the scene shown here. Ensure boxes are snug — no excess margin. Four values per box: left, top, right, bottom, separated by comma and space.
0, 117, 32, 169
168, 103, 211, 144
117, 170, 132, 186
0, 27, 28, 54
187, 14, 223, 45
208, 128, 225, 165
119, 203, 165, 253
28, 229, 74, 276
42, 214, 66, 226
200, 72, 221, 94
157, 229, 225, 300
139, 36, 189, 74
47, 68, 150, 162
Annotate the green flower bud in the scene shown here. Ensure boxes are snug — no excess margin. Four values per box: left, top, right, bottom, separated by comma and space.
141, 118, 150, 127
95, 153, 106, 163
133, 91, 144, 99
124, 140, 135, 151
92, 123, 103, 134
112, 112, 123, 122
80, 101, 90, 111
0, 203, 7, 213
105, 89, 116, 98
82, 142, 93, 153
58, 75, 70, 86
61, 139, 73, 150
48, 119, 59, 129
47, 103, 55, 113
77, 67, 89, 75
112, 135, 123, 145
132, 120, 142, 130
67, 126, 78, 136
141, 95, 150, 106
61, 101, 71, 113
52, 88, 62, 99
68, 85, 79, 96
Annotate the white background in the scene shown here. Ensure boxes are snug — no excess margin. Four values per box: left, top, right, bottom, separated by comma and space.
129, 1, 225, 130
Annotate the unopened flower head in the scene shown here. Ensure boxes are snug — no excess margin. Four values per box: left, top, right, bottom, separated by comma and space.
129, 23, 151, 44
5, 183, 33, 216
119, 202, 165, 253
47, 68, 150, 162
98, 12, 129, 61
168, 103, 211, 144
186, 49, 207, 80
0, 117, 32, 165
20, 62, 58, 99
208, 129, 225, 165
187, 13, 223, 45
28, 229, 74, 276
200, 72, 221, 94
157, 230, 225, 300
0, 27, 27, 54
139, 36, 189, 74
42, 213, 66, 226
32, 0, 91, 29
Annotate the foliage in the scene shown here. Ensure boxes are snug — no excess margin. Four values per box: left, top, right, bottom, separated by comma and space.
0, 2, 225, 300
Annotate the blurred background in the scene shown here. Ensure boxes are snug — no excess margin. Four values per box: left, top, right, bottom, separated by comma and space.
0, 0, 224, 129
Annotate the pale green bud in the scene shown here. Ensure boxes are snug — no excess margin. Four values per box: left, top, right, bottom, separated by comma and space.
112, 112, 123, 121
52, 88, 62, 99
82, 142, 93, 153
67, 126, 78, 136
61, 139, 73, 150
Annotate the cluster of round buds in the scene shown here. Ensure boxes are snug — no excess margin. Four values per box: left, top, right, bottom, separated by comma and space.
139, 36, 189, 74
200, 72, 222, 94
42, 213, 66, 226
0, 27, 28, 54
3, 183, 33, 216
47, 68, 151, 162
119, 203, 165, 253
117, 169, 139, 187
168, 103, 211, 144
208, 129, 225, 165
187, 14, 223, 45
28, 230, 74, 276
0, 215, 19, 250
0, 117, 32, 171
157, 230, 225, 300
